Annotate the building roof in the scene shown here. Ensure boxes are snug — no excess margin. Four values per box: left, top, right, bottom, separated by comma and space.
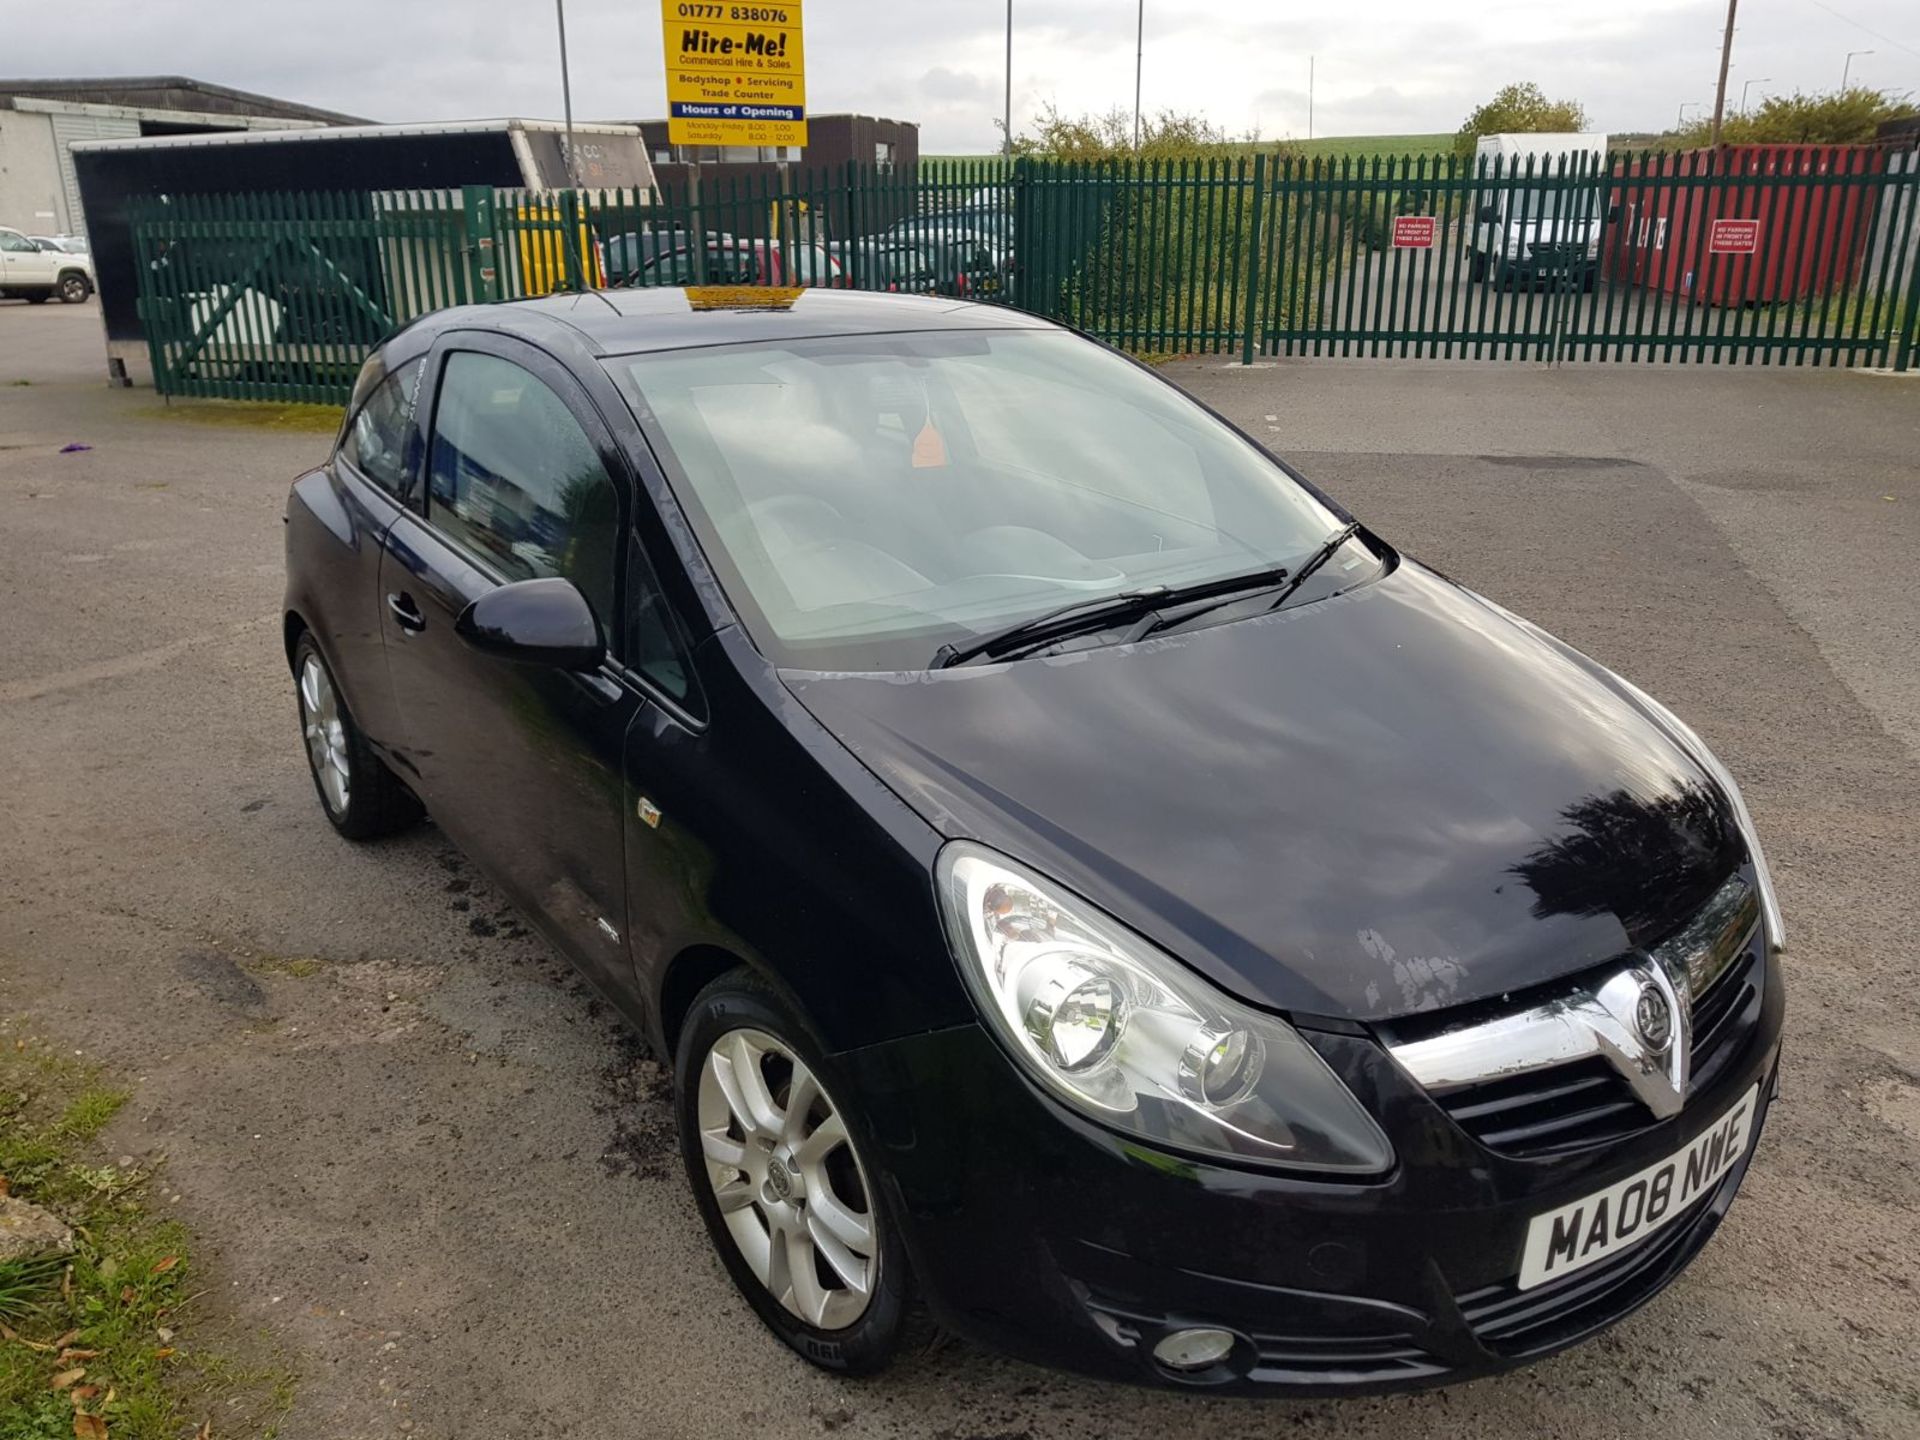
0, 76, 365, 125
70, 117, 641, 154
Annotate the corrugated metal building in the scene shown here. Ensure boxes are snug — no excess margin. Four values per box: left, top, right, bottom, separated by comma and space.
0, 75, 363, 239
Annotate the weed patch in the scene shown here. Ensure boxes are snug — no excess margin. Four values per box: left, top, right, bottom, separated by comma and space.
0, 1027, 294, 1438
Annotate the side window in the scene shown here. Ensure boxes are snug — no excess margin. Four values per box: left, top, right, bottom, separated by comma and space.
626, 535, 699, 709
336, 358, 422, 496
0, 231, 37, 253
644, 249, 697, 286
705, 245, 758, 285
426, 352, 620, 628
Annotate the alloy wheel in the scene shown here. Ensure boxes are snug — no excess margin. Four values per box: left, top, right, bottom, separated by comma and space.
697, 1027, 879, 1330
299, 655, 351, 815
59, 275, 88, 303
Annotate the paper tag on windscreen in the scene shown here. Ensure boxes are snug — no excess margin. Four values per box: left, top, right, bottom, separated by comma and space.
911, 420, 948, 468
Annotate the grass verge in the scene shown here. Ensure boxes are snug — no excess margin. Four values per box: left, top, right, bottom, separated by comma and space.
0, 1028, 294, 1439
128, 401, 343, 435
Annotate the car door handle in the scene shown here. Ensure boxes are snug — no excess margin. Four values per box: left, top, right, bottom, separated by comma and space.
387, 592, 426, 632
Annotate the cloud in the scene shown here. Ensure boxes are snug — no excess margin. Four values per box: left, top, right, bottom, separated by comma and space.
2, 0, 1914, 152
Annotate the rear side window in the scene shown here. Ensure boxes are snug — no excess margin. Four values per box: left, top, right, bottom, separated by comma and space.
337, 358, 422, 496
425, 351, 620, 628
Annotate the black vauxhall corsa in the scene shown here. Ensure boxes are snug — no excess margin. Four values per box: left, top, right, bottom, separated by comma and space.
284, 287, 1786, 1393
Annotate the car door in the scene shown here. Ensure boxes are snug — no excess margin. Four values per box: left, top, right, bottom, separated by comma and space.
321, 354, 424, 752
380, 336, 643, 992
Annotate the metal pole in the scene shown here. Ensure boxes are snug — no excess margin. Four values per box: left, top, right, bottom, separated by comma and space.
1709, 0, 1737, 148
555, 0, 577, 185
1133, 0, 1144, 150
1740, 77, 1769, 112
1843, 50, 1872, 89
1003, 0, 1012, 158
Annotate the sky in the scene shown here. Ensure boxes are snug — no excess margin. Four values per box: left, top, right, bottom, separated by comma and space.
7, 0, 1917, 151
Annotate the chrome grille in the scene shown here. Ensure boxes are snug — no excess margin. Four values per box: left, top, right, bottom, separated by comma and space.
1388, 870, 1766, 1159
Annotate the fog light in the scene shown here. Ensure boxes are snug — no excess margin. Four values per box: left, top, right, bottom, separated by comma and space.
1152, 1327, 1236, 1372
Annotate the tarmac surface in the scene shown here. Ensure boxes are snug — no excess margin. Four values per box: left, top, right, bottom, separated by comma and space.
3, 297, 1918, 1438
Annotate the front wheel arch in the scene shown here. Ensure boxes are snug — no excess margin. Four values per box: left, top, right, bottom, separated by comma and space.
283, 611, 310, 673
656, 941, 823, 1062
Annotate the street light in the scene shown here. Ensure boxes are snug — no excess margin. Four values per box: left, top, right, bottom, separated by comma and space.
1133, 0, 1144, 150
1003, 0, 1013, 158
1740, 77, 1770, 111
1843, 49, 1873, 88
1677, 100, 1704, 129
554, 0, 576, 185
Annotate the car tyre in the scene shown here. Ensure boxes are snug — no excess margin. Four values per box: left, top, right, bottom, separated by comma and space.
675, 968, 922, 1376
293, 634, 421, 840
1468, 250, 1488, 283
57, 273, 91, 304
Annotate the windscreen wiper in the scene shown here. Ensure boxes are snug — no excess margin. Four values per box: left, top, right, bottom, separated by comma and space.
1122, 522, 1368, 644
930, 563, 1293, 670
1260, 522, 1362, 613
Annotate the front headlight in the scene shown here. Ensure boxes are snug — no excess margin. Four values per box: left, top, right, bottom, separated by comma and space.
937, 844, 1394, 1174
1612, 680, 1787, 951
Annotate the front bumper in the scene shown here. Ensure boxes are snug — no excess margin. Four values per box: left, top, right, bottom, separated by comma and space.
838, 948, 1783, 1395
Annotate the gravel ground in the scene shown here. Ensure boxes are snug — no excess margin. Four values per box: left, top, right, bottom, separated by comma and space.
3, 301, 1918, 1439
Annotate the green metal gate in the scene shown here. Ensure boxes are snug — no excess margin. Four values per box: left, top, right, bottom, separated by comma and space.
1020, 149, 1920, 368
129, 150, 1920, 404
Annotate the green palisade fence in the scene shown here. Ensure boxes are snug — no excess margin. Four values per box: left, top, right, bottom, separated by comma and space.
130, 151, 1920, 404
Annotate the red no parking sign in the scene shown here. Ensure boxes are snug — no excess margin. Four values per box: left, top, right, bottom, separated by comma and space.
1708, 218, 1760, 254
1391, 215, 1437, 249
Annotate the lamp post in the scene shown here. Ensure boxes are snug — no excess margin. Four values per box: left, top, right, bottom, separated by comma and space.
1842, 49, 1873, 88
1133, 0, 1144, 150
1003, 0, 1013, 158
1677, 100, 1703, 130
1740, 76, 1770, 111
554, 0, 576, 185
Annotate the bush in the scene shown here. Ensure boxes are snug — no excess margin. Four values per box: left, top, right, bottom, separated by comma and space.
1453, 83, 1590, 161
1669, 87, 1917, 147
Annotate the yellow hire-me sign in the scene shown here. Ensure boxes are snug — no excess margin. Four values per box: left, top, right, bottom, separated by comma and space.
661, 1, 807, 148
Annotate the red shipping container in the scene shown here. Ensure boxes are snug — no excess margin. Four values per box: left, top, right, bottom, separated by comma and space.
1603, 145, 1884, 306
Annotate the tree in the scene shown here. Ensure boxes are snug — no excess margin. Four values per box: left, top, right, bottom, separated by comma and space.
1010, 102, 1287, 161
1453, 82, 1590, 161
1669, 86, 1917, 147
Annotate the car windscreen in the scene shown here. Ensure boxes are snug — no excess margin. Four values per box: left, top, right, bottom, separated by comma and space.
605, 330, 1363, 671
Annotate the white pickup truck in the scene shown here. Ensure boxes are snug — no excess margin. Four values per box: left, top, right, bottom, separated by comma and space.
0, 226, 95, 304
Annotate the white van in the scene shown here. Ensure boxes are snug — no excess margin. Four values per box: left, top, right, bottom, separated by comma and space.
1469, 132, 1609, 289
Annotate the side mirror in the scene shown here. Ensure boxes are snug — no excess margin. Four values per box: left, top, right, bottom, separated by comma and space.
455, 577, 605, 671
1477, 203, 1500, 223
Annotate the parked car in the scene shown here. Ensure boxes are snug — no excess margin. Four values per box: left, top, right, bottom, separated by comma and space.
0, 226, 94, 303
825, 239, 938, 293
878, 226, 1002, 297
601, 229, 708, 287
285, 287, 1785, 1395
613, 236, 845, 289
30, 234, 90, 256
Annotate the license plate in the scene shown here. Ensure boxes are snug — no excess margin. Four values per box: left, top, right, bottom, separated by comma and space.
1516, 1083, 1759, 1291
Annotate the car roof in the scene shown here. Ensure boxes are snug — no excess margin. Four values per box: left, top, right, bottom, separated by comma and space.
409, 287, 1059, 358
